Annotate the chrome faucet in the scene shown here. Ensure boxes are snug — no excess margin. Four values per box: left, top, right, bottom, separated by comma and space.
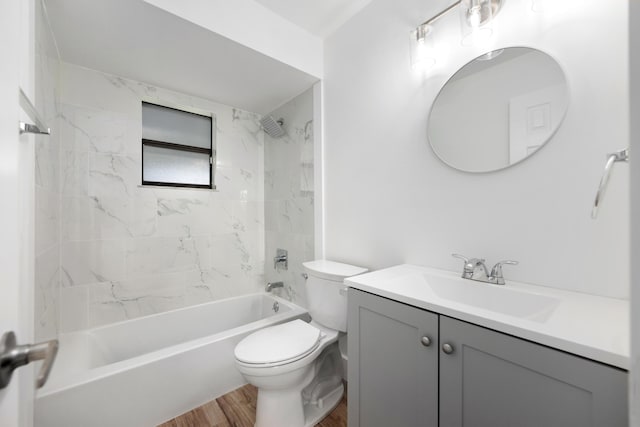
488, 260, 519, 285
452, 254, 489, 281
273, 248, 288, 270
265, 281, 284, 292
452, 254, 518, 285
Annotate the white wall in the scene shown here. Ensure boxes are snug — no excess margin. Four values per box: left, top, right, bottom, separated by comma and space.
629, 0, 639, 423
323, 0, 629, 299
0, 0, 35, 424
142, 0, 323, 79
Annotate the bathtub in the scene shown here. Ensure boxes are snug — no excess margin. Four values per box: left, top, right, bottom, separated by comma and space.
35, 293, 307, 427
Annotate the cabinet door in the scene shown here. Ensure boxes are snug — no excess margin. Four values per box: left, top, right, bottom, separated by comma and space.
348, 289, 439, 427
440, 316, 628, 427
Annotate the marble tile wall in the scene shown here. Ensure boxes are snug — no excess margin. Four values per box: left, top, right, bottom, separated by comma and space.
34, 0, 61, 342
57, 63, 265, 331
264, 89, 315, 307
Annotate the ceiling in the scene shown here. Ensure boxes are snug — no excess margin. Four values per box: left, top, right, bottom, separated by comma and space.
253, 0, 372, 37
44, 0, 337, 114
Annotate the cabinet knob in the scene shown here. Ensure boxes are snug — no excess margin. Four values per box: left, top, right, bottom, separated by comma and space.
421, 336, 432, 347
442, 343, 455, 354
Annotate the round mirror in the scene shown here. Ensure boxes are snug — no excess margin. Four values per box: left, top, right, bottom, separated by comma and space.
428, 47, 569, 173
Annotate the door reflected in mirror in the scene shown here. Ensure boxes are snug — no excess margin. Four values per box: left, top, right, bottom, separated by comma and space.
428, 47, 569, 173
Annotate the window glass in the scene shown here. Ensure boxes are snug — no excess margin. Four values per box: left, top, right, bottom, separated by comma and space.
141, 102, 215, 189
142, 102, 212, 149
142, 145, 210, 186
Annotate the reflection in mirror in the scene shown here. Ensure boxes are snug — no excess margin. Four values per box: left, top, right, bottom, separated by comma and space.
428, 47, 569, 173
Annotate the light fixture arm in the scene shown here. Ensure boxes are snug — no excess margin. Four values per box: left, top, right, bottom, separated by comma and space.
411, 0, 503, 71
417, 0, 462, 38
415, 0, 503, 41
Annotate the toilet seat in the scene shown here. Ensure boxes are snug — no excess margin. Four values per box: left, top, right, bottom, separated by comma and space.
235, 320, 323, 367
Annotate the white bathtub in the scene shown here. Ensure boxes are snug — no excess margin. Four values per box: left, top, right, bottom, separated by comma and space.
35, 293, 307, 427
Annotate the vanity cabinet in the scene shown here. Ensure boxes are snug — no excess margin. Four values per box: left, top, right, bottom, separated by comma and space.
347, 288, 439, 427
347, 288, 628, 427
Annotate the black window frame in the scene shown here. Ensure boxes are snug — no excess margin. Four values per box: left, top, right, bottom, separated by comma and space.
141, 101, 215, 190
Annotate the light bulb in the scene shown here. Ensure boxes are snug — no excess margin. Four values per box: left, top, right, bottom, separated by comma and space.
410, 25, 436, 72
468, 6, 482, 27
460, 0, 494, 46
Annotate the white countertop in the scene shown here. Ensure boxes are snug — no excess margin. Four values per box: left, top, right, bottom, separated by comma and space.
346, 264, 630, 370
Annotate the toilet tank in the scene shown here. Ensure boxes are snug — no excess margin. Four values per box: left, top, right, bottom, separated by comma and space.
303, 260, 368, 332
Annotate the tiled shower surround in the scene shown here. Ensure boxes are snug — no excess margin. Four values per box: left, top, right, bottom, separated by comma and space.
34, 51, 315, 335
57, 63, 267, 331
34, 0, 62, 342
264, 89, 314, 307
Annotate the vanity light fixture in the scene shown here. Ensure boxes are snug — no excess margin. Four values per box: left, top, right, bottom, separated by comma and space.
460, 0, 502, 46
411, 0, 503, 70
410, 24, 436, 71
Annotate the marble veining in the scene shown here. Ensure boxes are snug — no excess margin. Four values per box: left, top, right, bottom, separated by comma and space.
57, 63, 266, 331
89, 153, 139, 198
35, 247, 60, 341
34, 0, 61, 342
36, 46, 314, 333
264, 89, 315, 308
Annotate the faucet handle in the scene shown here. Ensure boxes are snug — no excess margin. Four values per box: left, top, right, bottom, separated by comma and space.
452, 253, 470, 263
490, 260, 519, 284
452, 254, 486, 270
452, 254, 487, 279
273, 249, 288, 270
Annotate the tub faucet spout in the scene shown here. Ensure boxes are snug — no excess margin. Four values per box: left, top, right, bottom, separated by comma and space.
266, 281, 284, 292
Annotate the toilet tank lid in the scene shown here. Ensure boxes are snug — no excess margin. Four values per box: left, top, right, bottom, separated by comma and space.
303, 260, 368, 281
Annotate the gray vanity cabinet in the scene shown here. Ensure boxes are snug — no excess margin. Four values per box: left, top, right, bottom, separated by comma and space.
439, 315, 628, 427
347, 289, 628, 427
347, 288, 439, 427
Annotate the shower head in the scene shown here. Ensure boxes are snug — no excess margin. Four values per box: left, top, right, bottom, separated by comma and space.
260, 116, 285, 138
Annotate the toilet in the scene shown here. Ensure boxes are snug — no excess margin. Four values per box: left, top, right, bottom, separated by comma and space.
234, 260, 367, 427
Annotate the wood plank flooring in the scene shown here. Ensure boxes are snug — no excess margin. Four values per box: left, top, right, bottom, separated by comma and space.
158, 384, 347, 427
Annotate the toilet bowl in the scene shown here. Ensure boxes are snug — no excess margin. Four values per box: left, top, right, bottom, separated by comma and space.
234, 260, 367, 427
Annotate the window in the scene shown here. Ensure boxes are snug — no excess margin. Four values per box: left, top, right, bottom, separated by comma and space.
141, 102, 215, 189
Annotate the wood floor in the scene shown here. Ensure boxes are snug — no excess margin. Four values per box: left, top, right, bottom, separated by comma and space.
158, 384, 347, 427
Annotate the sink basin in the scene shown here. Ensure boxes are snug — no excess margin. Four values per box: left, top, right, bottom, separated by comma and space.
394, 271, 560, 322
345, 264, 629, 369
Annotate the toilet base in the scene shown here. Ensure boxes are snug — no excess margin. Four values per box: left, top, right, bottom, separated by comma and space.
253, 380, 343, 427
251, 343, 344, 427
302, 382, 344, 427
